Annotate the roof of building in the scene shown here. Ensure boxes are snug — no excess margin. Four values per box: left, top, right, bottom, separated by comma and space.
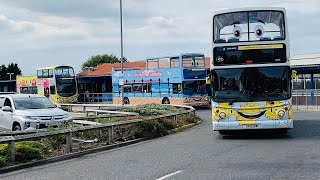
291, 53, 320, 67
77, 61, 146, 77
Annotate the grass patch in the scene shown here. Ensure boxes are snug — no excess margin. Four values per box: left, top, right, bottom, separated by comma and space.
122, 104, 184, 116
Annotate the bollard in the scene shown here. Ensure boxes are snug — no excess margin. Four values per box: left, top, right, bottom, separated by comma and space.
66, 129, 73, 153
108, 126, 114, 144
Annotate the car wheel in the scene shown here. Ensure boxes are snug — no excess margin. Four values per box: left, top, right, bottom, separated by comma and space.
13, 124, 21, 131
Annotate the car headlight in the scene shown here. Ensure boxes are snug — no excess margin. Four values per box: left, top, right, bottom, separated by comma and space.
278, 110, 285, 118
219, 112, 226, 119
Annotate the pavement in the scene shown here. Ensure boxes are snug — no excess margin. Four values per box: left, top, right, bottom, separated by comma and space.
1, 110, 320, 179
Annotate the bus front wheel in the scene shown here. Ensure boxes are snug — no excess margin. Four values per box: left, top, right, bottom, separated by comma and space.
123, 97, 130, 104
162, 98, 170, 104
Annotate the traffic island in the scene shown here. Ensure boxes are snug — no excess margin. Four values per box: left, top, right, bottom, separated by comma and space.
0, 104, 201, 173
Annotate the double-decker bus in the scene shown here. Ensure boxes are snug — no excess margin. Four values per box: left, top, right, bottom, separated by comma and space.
16, 75, 38, 94
209, 7, 293, 135
112, 53, 210, 107
37, 65, 78, 104
17, 65, 78, 104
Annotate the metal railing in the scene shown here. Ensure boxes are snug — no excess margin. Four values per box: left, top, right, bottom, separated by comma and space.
78, 93, 113, 103
292, 89, 320, 109
0, 105, 195, 162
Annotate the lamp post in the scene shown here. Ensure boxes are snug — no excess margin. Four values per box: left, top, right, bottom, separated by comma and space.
7, 73, 14, 80
120, 0, 124, 106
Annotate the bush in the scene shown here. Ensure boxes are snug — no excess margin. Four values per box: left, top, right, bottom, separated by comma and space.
15, 141, 51, 163
0, 155, 8, 168
0, 144, 8, 157
122, 104, 184, 116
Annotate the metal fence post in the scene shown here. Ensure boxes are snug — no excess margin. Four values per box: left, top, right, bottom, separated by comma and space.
66, 129, 73, 153
8, 136, 15, 162
108, 125, 114, 144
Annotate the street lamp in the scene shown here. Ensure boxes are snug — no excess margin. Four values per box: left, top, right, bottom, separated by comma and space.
120, 0, 124, 106
7, 73, 14, 80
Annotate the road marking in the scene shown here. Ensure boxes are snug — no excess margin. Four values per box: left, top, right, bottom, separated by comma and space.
156, 170, 182, 180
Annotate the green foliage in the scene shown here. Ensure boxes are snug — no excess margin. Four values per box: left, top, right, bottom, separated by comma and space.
0, 63, 22, 80
0, 155, 8, 168
15, 141, 51, 163
0, 144, 8, 157
0, 141, 52, 166
122, 104, 183, 116
82, 54, 126, 69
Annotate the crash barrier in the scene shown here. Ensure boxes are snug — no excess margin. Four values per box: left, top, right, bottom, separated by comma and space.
292, 89, 320, 109
60, 103, 124, 113
0, 105, 195, 163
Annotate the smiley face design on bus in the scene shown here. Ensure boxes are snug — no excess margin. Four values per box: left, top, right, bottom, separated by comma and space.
236, 102, 265, 122
264, 101, 285, 120
212, 103, 233, 121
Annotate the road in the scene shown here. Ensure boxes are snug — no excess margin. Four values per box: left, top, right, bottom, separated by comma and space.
1, 110, 320, 180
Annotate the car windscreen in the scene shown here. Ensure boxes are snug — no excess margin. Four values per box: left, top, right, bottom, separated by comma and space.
14, 97, 55, 110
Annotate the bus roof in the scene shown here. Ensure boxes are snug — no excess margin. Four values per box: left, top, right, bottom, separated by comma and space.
213, 7, 286, 16
37, 65, 73, 70
146, 53, 204, 60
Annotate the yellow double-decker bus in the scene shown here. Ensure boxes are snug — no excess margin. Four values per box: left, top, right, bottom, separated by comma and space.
17, 65, 78, 104
210, 7, 293, 135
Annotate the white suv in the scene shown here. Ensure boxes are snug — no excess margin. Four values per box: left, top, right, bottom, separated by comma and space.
0, 94, 72, 131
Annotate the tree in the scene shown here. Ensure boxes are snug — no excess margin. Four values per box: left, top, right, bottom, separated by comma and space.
0, 63, 22, 80
82, 54, 127, 69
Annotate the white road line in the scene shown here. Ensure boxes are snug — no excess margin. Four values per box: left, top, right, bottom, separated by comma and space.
156, 170, 183, 180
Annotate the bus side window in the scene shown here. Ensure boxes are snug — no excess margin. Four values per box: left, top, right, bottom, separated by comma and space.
172, 83, 181, 94
49, 69, 53, 78
37, 70, 43, 78
50, 86, 56, 94
132, 84, 142, 93
123, 85, 131, 93
143, 84, 152, 93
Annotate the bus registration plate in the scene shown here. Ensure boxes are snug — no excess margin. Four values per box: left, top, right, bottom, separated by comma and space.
244, 124, 260, 128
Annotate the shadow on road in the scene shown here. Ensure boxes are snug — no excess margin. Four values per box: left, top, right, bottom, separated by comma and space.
218, 120, 320, 140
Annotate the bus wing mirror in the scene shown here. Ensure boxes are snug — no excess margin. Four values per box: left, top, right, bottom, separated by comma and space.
291, 70, 297, 79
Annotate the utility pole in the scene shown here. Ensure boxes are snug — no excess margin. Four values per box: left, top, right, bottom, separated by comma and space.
120, 0, 124, 105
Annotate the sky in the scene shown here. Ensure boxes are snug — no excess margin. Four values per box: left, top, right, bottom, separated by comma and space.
0, 0, 319, 75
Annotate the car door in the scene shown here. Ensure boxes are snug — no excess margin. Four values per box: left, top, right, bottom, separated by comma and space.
0, 98, 14, 131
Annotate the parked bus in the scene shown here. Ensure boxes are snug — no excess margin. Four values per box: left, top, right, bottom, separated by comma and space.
37, 65, 78, 104
17, 65, 78, 104
16, 75, 38, 94
209, 7, 293, 135
112, 53, 210, 107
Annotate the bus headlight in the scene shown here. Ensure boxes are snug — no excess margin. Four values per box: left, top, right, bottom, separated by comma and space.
278, 110, 285, 118
219, 112, 226, 119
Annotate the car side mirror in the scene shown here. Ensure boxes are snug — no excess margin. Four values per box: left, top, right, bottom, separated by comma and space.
2, 106, 12, 112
